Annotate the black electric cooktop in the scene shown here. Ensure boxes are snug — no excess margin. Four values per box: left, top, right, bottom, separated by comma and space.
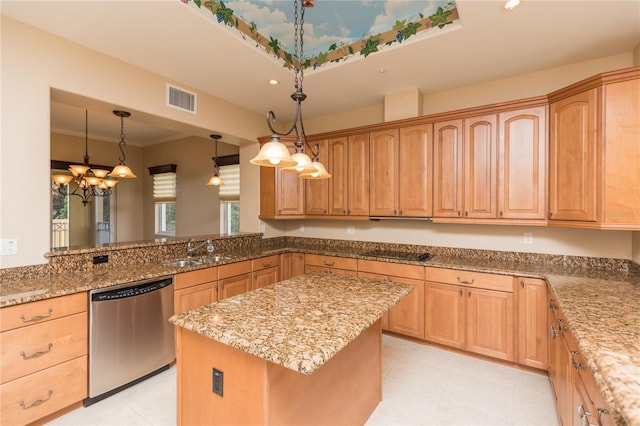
360, 250, 433, 262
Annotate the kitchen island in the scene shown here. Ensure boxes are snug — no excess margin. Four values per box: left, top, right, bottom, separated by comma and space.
169, 272, 413, 425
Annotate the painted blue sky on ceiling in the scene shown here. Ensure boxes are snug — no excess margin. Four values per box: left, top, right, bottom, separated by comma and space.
184, 0, 458, 68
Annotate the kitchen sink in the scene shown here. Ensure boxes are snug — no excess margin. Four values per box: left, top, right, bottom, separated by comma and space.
164, 259, 203, 267
199, 255, 233, 263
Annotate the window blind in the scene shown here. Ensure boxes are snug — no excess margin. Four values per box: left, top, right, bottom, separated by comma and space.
218, 164, 239, 201
153, 172, 176, 201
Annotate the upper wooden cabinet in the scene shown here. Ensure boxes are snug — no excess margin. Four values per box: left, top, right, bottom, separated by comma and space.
258, 136, 305, 219
327, 133, 370, 217
370, 124, 433, 217
305, 139, 329, 216
548, 67, 640, 229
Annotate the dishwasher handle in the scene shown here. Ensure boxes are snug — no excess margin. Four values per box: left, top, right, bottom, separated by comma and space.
91, 277, 173, 302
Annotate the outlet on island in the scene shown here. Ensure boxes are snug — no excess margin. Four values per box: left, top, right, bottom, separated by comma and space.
213, 368, 223, 397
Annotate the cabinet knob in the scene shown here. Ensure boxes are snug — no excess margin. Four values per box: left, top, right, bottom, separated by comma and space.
548, 211, 553, 219
465, 211, 469, 217
457, 211, 461, 217
459, 289, 463, 296
571, 351, 583, 371
499, 210, 503, 217
550, 326, 557, 339
520, 280, 525, 288
468, 290, 471, 298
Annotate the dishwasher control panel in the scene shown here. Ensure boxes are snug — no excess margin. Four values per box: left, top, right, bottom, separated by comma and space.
91, 277, 173, 301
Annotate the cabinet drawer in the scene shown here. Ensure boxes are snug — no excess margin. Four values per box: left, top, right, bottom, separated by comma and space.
219, 260, 252, 280
358, 260, 424, 280
1, 355, 87, 426
1, 292, 86, 332
252, 255, 280, 271
1, 312, 87, 384
304, 254, 357, 271
174, 267, 217, 290
425, 267, 513, 293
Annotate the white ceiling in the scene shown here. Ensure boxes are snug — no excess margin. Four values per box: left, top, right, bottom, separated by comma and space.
3, 0, 639, 146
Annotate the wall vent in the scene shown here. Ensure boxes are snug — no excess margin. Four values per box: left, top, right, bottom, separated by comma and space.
167, 84, 197, 114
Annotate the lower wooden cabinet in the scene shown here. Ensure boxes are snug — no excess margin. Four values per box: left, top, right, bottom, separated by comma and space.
252, 255, 280, 290
516, 277, 548, 370
424, 267, 515, 361
305, 254, 358, 276
280, 252, 305, 280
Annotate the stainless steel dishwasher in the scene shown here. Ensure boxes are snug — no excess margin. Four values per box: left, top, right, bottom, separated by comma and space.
86, 276, 174, 405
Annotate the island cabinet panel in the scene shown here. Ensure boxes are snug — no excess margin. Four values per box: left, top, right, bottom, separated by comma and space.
498, 106, 547, 220
176, 321, 382, 426
280, 252, 305, 280
252, 255, 280, 290
548, 88, 598, 223
258, 137, 305, 219
516, 277, 548, 370
424, 267, 515, 362
304, 139, 329, 215
304, 254, 357, 276
0, 293, 88, 426
358, 260, 425, 339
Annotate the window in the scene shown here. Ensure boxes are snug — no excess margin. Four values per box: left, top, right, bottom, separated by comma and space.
149, 165, 177, 236
218, 164, 240, 234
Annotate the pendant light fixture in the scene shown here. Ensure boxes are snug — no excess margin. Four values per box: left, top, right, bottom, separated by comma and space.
109, 110, 137, 178
52, 110, 119, 206
250, 0, 331, 180
207, 134, 225, 186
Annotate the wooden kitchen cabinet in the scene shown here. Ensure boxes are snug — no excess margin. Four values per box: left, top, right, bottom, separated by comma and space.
516, 277, 548, 370
548, 68, 640, 229
326, 133, 369, 217
252, 255, 280, 290
433, 119, 463, 218
424, 267, 515, 361
174, 267, 218, 314
305, 139, 329, 215
218, 260, 252, 300
370, 125, 433, 217
258, 136, 305, 219
498, 106, 547, 220
358, 260, 425, 339
0, 292, 87, 426
280, 252, 305, 280
304, 254, 357, 276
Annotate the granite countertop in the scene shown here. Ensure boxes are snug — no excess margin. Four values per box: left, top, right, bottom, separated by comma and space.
1, 244, 638, 425
169, 272, 413, 374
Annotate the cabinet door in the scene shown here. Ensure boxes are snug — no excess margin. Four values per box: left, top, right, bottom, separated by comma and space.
280, 252, 305, 280
253, 266, 279, 290
277, 141, 306, 216
218, 273, 250, 300
369, 129, 399, 216
466, 288, 514, 361
398, 124, 433, 217
327, 137, 348, 215
305, 139, 329, 215
387, 276, 424, 339
516, 278, 548, 369
174, 282, 217, 314
549, 89, 597, 222
499, 106, 547, 219
424, 282, 465, 349
347, 133, 370, 216
464, 114, 497, 219
433, 120, 464, 218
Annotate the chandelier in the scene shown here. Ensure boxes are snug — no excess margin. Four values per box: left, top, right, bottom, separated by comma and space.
52, 109, 137, 206
250, 0, 331, 179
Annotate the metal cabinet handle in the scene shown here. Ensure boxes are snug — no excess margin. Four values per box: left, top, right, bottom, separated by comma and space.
549, 299, 556, 310
465, 211, 469, 217
20, 343, 53, 360
459, 289, 463, 296
20, 308, 53, 323
596, 408, 608, 426
262, 262, 272, 267
457, 211, 461, 217
548, 211, 553, 219
20, 390, 53, 409
457, 277, 475, 285
323, 261, 335, 266
550, 326, 557, 339
557, 319, 566, 333
468, 290, 471, 298
520, 280, 524, 288
571, 350, 583, 371
499, 210, 503, 218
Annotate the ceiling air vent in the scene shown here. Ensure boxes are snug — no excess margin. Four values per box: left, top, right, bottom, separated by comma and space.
167, 84, 197, 114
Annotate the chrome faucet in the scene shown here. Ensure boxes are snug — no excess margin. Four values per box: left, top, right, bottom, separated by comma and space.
186, 239, 214, 260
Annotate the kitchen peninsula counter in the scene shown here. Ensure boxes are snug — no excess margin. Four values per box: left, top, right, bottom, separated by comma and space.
170, 272, 413, 425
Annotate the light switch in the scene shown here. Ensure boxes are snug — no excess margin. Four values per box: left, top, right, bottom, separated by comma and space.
0, 239, 18, 255
523, 233, 533, 244
347, 226, 355, 235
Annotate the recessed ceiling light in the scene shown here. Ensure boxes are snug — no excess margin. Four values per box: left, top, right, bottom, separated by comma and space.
502, 0, 521, 11
269, 79, 279, 86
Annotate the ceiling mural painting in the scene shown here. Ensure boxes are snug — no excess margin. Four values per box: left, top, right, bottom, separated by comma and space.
182, 0, 459, 70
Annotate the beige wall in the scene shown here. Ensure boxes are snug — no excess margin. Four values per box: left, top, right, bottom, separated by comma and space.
633, 232, 640, 264
0, 16, 263, 267
634, 42, 640, 66
142, 137, 239, 240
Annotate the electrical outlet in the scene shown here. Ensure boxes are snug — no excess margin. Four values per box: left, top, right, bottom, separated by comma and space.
0, 239, 18, 255
299, 224, 305, 233
212, 369, 223, 397
346, 226, 355, 235
259, 221, 266, 233
523, 233, 533, 244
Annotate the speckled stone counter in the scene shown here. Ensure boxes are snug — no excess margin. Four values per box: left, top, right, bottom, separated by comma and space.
169, 272, 413, 374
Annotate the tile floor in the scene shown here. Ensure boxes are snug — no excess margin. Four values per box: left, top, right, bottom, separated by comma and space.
49, 335, 558, 425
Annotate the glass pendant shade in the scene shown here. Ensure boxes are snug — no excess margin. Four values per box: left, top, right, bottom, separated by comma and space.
92, 169, 110, 178
69, 164, 90, 176
300, 160, 332, 179
53, 175, 73, 185
250, 136, 297, 168
281, 151, 316, 174
109, 164, 137, 178
102, 179, 118, 188
207, 175, 224, 186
